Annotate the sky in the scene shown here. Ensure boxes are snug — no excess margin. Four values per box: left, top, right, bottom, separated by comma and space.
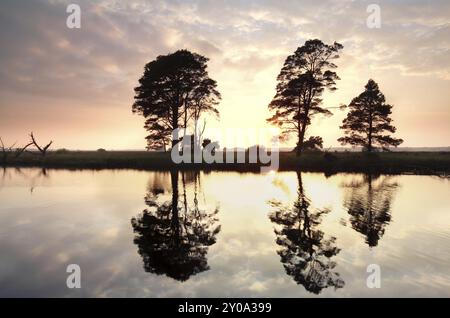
0, 0, 449, 150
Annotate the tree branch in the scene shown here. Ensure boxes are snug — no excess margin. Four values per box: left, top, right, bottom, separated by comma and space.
29, 132, 53, 156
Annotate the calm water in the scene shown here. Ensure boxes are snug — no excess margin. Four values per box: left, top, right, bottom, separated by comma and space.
0, 168, 449, 297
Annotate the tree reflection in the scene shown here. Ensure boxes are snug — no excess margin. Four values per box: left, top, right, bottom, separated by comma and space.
342, 174, 398, 247
0, 167, 49, 194
131, 170, 220, 281
269, 172, 344, 294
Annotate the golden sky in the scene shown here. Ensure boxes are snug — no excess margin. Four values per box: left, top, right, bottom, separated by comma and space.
0, 0, 449, 150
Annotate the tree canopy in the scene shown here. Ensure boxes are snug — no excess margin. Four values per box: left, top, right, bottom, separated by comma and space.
338, 79, 403, 151
267, 39, 343, 154
133, 50, 220, 151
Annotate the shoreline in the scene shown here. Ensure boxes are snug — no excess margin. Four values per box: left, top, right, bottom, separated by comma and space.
2, 151, 449, 176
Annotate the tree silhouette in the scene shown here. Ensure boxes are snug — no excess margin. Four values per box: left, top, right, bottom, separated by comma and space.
267, 39, 343, 155
0, 136, 35, 164
0, 137, 16, 165
302, 136, 324, 151
338, 79, 403, 152
133, 50, 221, 150
341, 174, 398, 247
269, 172, 344, 294
29, 132, 53, 157
190, 79, 220, 151
131, 170, 220, 281
202, 138, 211, 149
144, 123, 172, 152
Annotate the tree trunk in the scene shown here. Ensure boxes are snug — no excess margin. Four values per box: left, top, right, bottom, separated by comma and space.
296, 142, 302, 156
296, 118, 308, 156
367, 102, 373, 152
297, 125, 306, 156
170, 170, 180, 245
172, 106, 179, 149
296, 95, 310, 156
182, 102, 189, 155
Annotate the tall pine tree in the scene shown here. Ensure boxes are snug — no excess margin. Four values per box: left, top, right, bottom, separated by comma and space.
338, 79, 403, 152
133, 50, 220, 151
267, 39, 343, 155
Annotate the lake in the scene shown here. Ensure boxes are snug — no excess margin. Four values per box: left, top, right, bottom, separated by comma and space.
0, 168, 449, 297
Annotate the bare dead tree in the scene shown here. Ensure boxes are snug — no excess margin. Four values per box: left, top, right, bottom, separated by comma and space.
15, 141, 33, 158
29, 132, 53, 157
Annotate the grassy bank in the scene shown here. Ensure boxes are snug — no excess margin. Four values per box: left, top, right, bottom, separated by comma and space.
2, 150, 449, 175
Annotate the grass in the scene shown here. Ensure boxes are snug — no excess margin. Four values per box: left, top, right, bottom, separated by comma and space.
2, 150, 449, 175
279, 151, 450, 175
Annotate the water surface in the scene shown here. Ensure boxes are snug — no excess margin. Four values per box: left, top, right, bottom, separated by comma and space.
0, 168, 449, 297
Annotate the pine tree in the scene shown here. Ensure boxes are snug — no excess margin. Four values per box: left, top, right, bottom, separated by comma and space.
133, 50, 220, 150
338, 79, 403, 151
267, 39, 343, 155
